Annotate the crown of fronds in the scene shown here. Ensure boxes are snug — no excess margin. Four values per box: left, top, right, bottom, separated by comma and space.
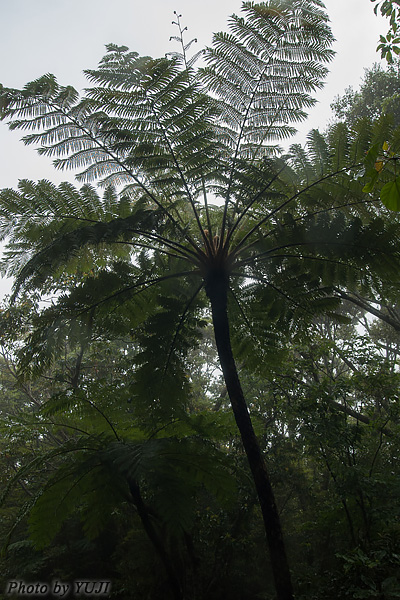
0, 1, 334, 202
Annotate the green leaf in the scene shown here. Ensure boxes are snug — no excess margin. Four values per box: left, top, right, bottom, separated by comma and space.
364, 143, 381, 171
380, 177, 400, 210
363, 169, 380, 193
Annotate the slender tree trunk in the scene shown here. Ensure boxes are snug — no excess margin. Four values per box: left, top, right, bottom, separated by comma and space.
205, 270, 294, 600
128, 479, 183, 600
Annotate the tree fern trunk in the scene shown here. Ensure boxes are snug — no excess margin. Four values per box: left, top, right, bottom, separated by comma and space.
205, 270, 294, 600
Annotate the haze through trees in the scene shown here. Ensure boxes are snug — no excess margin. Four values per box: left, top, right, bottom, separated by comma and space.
0, 2, 400, 599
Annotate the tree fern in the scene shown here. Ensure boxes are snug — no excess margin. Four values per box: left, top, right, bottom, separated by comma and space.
3, 4, 400, 599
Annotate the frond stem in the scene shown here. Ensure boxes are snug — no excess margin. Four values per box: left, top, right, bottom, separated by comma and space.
119, 227, 202, 264
76, 270, 200, 316
239, 251, 364, 275
228, 287, 260, 347
111, 240, 192, 263
231, 164, 362, 259
82, 396, 120, 441
162, 281, 204, 379
238, 240, 371, 267
221, 62, 270, 240
233, 271, 310, 315
153, 109, 213, 256
226, 163, 287, 246
47, 100, 201, 254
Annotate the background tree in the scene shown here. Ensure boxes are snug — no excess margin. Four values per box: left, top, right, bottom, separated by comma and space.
331, 61, 400, 126
371, 0, 400, 62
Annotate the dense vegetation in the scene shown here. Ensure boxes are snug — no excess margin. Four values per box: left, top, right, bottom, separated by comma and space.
0, 2, 400, 599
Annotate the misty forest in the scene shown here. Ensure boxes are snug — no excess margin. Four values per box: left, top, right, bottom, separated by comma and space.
1, 1, 400, 599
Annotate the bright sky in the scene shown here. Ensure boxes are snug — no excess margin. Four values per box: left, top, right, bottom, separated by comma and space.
0, 0, 388, 297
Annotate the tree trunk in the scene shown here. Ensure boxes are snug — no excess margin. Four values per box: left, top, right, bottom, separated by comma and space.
205, 270, 294, 600
128, 479, 183, 600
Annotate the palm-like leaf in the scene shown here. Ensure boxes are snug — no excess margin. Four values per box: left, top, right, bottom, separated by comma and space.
202, 0, 334, 161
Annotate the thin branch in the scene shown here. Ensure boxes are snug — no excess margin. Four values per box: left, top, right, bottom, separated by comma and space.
7, 461, 33, 497
212, 384, 228, 412
328, 400, 393, 438
230, 195, 380, 267
333, 347, 361, 376
123, 228, 203, 264
0, 353, 41, 407
109, 239, 192, 263
148, 418, 181, 440
336, 290, 400, 332
51, 461, 104, 516
15, 210, 202, 264
369, 429, 385, 476
201, 176, 213, 241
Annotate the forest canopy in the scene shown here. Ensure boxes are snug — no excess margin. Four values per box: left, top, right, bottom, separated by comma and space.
0, 2, 400, 599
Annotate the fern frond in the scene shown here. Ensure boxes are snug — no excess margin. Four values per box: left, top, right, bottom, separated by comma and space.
201, 0, 334, 162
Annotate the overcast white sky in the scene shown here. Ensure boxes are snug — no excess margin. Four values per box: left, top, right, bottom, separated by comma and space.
0, 0, 388, 297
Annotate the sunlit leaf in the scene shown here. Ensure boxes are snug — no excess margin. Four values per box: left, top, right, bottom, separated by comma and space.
381, 177, 400, 211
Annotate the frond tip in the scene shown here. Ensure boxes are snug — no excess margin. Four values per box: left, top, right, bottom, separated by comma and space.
201, 0, 335, 160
